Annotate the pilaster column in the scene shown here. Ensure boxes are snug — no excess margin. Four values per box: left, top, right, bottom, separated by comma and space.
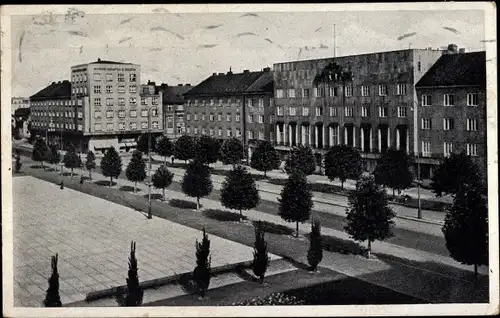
396, 129, 400, 150
283, 123, 287, 145
387, 127, 391, 149
361, 127, 365, 152
289, 124, 292, 147
336, 126, 340, 145
322, 125, 326, 149
370, 128, 373, 152
315, 125, 319, 148
308, 125, 312, 146
378, 128, 382, 152
353, 126, 356, 149
406, 130, 410, 154
301, 125, 305, 145
344, 126, 348, 145
295, 124, 299, 146
329, 126, 333, 147
276, 124, 280, 144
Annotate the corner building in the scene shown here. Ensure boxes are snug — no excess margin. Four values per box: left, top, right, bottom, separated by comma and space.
272, 47, 446, 170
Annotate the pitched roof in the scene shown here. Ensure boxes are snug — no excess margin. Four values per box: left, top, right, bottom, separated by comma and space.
30, 81, 71, 100
416, 51, 486, 87
184, 70, 273, 96
159, 84, 193, 104
89, 59, 131, 65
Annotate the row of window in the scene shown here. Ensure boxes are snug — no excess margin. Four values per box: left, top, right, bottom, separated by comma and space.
186, 113, 265, 123
421, 118, 478, 131
93, 108, 159, 119
276, 84, 407, 99
276, 106, 407, 118
94, 121, 159, 131
83, 85, 138, 95
32, 111, 82, 119
31, 99, 83, 108
72, 73, 137, 83
186, 98, 265, 107
421, 93, 478, 106
31, 122, 82, 131
93, 97, 159, 107
185, 127, 265, 139
421, 142, 478, 157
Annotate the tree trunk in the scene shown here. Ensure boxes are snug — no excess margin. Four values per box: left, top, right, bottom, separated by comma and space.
264, 170, 267, 178
134, 181, 137, 193
474, 264, 478, 283
71, 168, 73, 178
341, 181, 344, 190
41, 161, 44, 169
239, 209, 243, 222
89, 170, 92, 181
392, 188, 395, 197
164, 156, 167, 165
163, 188, 166, 201
260, 276, 264, 284
110, 177, 113, 187
367, 240, 371, 259
197, 197, 200, 210
296, 221, 299, 238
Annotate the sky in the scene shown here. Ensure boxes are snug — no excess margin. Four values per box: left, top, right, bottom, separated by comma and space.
9, 8, 486, 97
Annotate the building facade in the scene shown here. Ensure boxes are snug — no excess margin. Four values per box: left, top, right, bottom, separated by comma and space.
272, 47, 446, 171
415, 50, 486, 179
11, 97, 30, 115
158, 83, 193, 140
183, 68, 274, 159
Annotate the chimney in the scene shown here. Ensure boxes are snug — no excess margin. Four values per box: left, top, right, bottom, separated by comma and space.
243, 69, 250, 73
212, 72, 216, 76
218, 73, 224, 76
97, 58, 101, 62
459, 48, 466, 54
447, 44, 458, 54
227, 66, 233, 75
186, 83, 191, 86
263, 67, 271, 72
178, 84, 183, 86
51, 82, 56, 85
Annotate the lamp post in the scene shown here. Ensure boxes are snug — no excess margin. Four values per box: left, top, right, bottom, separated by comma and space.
410, 100, 422, 219
147, 105, 153, 219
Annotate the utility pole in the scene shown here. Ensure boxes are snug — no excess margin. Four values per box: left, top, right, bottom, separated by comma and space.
147, 106, 152, 219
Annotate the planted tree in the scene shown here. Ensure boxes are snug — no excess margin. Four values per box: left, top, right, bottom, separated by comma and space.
345, 174, 396, 258
156, 136, 174, 164
15, 153, 22, 173
195, 135, 220, 166
220, 165, 260, 221
152, 165, 174, 201
48, 144, 61, 170
63, 145, 81, 178
126, 150, 147, 192
442, 183, 488, 281
250, 140, 280, 177
174, 135, 196, 164
278, 172, 313, 237
284, 145, 316, 176
252, 221, 270, 283
220, 137, 244, 167
307, 219, 323, 272
431, 151, 484, 197
373, 148, 414, 196
100, 146, 122, 186
32, 138, 50, 168
324, 145, 362, 189
182, 160, 213, 210
116, 241, 144, 306
193, 228, 211, 299
85, 151, 96, 181
43, 253, 62, 307
136, 133, 156, 155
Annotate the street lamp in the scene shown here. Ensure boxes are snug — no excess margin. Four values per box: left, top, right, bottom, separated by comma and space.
147, 105, 155, 219
410, 100, 422, 219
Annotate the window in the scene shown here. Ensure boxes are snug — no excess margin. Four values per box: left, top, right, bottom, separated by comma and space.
129, 97, 137, 106
94, 111, 102, 119
186, 127, 191, 134
344, 107, 353, 117
193, 113, 198, 121
247, 99, 253, 107
208, 114, 214, 121
258, 115, 264, 123
418, 61, 421, 72
118, 73, 125, 82
140, 97, 147, 105
152, 97, 159, 105
77, 111, 83, 119
259, 131, 264, 140
201, 113, 206, 121
118, 122, 125, 130
443, 94, 455, 106
467, 93, 478, 106
236, 128, 241, 137
288, 89, 296, 98
247, 131, 254, 139
443, 118, 455, 130
129, 74, 137, 82
209, 128, 214, 136
247, 114, 253, 123
378, 85, 388, 96
130, 110, 137, 117
93, 86, 101, 94
106, 98, 114, 106
152, 121, 159, 129
118, 98, 125, 106
217, 113, 222, 121
105, 85, 112, 94
94, 123, 102, 131
83, 86, 87, 94
277, 107, 284, 116
118, 85, 125, 94
421, 94, 431, 106
302, 107, 309, 116
94, 98, 101, 106
226, 113, 231, 122
194, 127, 199, 134
467, 144, 478, 156
316, 107, 323, 116
227, 128, 232, 137
258, 98, 264, 108
444, 142, 453, 157
397, 106, 407, 118
421, 118, 432, 130
141, 109, 148, 117
302, 88, 310, 98
106, 123, 114, 131
329, 107, 338, 117
129, 85, 137, 94
378, 106, 388, 117
93, 73, 101, 81
104, 73, 112, 82
78, 124, 83, 131
361, 86, 370, 97
106, 110, 113, 118
118, 110, 126, 118
141, 122, 148, 129
396, 84, 407, 95
344, 86, 353, 97
289, 107, 296, 116
361, 106, 369, 117
217, 128, 222, 136
422, 141, 431, 157
276, 89, 284, 98
328, 87, 338, 97
467, 118, 478, 131
314, 87, 324, 97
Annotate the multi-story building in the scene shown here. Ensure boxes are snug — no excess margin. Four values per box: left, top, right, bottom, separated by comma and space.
184, 68, 274, 159
158, 83, 193, 140
415, 49, 486, 179
11, 97, 30, 115
12, 97, 31, 139
272, 46, 447, 170
139, 81, 164, 145
69, 58, 163, 153
29, 80, 88, 149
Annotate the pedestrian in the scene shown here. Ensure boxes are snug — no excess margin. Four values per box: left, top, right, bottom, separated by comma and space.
60, 181, 64, 189
80, 175, 84, 184
171, 156, 175, 164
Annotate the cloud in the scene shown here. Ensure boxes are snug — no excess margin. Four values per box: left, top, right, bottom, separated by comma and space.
443, 26, 460, 34
120, 17, 133, 25
235, 32, 257, 37
315, 27, 322, 32
205, 24, 223, 30
149, 47, 163, 51
480, 39, 496, 43
19, 30, 25, 62
240, 13, 259, 18
397, 32, 417, 41
118, 36, 132, 44
67, 30, 88, 37
198, 44, 218, 49
150, 26, 185, 40
264, 38, 274, 44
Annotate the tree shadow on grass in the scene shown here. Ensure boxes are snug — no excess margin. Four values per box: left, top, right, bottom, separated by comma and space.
94, 180, 117, 187
316, 234, 368, 257
234, 265, 259, 283
62, 172, 79, 177
280, 255, 311, 271
178, 273, 197, 295
29, 164, 45, 169
252, 220, 294, 236
143, 193, 164, 200
119, 185, 137, 192
169, 199, 200, 210
203, 209, 248, 222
